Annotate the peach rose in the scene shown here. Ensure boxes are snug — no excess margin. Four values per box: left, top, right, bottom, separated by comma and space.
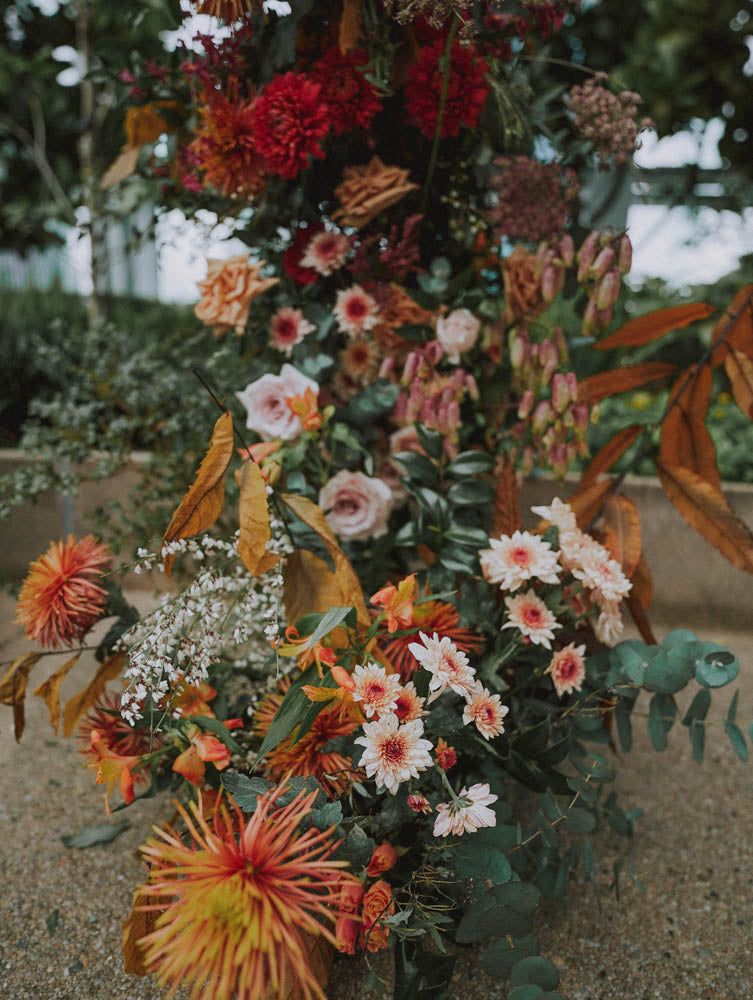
502, 246, 546, 326
195, 255, 279, 337
319, 470, 393, 541
339, 878, 365, 915
436, 308, 480, 363
236, 364, 319, 440
360, 879, 394, 953
366, 842, 398, 878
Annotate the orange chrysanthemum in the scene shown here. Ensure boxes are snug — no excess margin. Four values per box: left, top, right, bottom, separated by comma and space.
253, 680, 360, 797
138, 788, 348, 1000
15, 534, 110, 649
378, 599, 480, 680
189, 86, 265, 200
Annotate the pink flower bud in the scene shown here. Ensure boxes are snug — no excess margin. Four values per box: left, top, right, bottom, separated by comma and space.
401, 351, 422, 385
590, 246, 616, 281
508, 329, 527, 371
541, 264, 558, 302
549, 443, 569, 477
577, 230, 600, 282
425, 341, 444, 366
540, 358, 557, 388
552, 327, 569, 365
597, 306, 614, 330
566, 441, 580, 464
517, 389, 535, 419
558, 234, 575, 268
532, 400, 553, 434
521, 445, 535, 477
464, 373, 480, 400
420, 399, 437, 427
596, 269, 621, 310
552, 372, 570, 413
540, 339, 559, 370
583, 297, 600, 335
393, 394, 407, 423
618, 234, 632, 274
379, 357, 396, 380
565, 372, 578, 402
573, 404, 589, 435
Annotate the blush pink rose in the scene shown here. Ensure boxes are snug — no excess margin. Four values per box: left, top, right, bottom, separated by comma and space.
435, 308, 481, 363
236, 363, 319, 440
319, 470, 393, 541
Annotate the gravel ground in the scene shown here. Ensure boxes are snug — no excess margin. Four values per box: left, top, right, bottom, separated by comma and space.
1, 592, 751, 1000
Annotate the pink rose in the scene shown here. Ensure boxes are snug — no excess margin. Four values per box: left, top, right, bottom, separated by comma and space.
236, 363, 319, 441
319, 470, 393, 541
436, 308, 480, 363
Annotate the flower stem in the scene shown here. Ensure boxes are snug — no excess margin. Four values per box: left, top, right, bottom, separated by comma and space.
420, 15, 460, 216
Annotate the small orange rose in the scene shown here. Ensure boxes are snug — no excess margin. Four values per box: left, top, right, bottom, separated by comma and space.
195, 255, 279, 337
366, 842, 398, 878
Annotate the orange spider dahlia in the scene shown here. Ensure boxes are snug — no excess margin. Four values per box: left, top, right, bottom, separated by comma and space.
253, 680, 360, 797
378, 599, 480, 679
138, 787, 348, 1000
15, 534, 110, 649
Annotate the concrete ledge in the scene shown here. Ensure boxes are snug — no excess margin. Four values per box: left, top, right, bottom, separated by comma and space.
2, 449, 752, 628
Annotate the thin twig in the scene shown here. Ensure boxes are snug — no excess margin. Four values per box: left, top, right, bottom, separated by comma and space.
191, 367, 250, 451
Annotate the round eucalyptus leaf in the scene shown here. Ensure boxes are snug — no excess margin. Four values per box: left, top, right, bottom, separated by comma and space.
510, 956, 560, 989
695, 647, 739, 688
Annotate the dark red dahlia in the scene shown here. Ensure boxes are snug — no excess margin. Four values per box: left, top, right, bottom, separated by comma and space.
310, 46, 382, 137
405, 39, 489, 139
283, 224, 323, 285
252, 72, 330, 180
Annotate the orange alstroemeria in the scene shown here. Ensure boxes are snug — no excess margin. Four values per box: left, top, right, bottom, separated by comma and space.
89, 729, 142, 811
170, 679, 218, 719
172, 725, 231, 786
303, 665, 366, 723
286, 386, 321, 432
370, 574, 417, 634
276, 624, 338, 677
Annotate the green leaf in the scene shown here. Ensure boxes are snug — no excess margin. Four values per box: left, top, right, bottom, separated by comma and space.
726, 689, 739, 725
682, 688, 711, 726
566, 777, 597, 803
221, 773, 272, 812
188, 716, 244, 755
510, 956, 560, 989
480, 933, 539, 977
726, 723, 748, 762
690, 719, 706, 763
308, 606, 355, 647
336, 824, 373, 870
456, 882, 540, 944
415, 423, 445, 459
507, 986, 544, 1000
252, 665, 321, 763
446, 451, 496, 477
392, 450, 439, 487
444, 524, 490, 548
455, 843, 512, 887
561, 807, 597, 834
612, 641, 652, 685
275, 775, 324, 809
694, 645, 739, 688
614, 698, 633, 752
647, 693, 676, 751
46, 909, 59, 936
447, 479, 495, 505
584, 838, 596, 881
337, 379, 399, 425
61, 820, 130, 849
643, 647, 696, 694
311, 800, 343, 829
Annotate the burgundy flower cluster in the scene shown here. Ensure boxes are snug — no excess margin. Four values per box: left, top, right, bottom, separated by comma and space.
568, 72, 653, 166
487, 156, 579, 243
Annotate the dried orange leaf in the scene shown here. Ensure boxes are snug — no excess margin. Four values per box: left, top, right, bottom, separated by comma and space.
577, 362, 677, 407
491, 457, 522, 537
122, 890, 160, 976
100, 146, 140, 190
62, 650, 126, 738
33, 652, 81, 735
660, 370, 720, 490
283, 549, 356, 628
338, 0, 362, 52
236, 460, 279, 576
602, 495, 642, 578
710, 285, 753, 367
630, 553, 654, 610
0, 651, 43, 742
594, 302, 715, 350
626, 592, 657, 646
725, 348, 753, 421
656, 462, 753, 575
580, 424, 643, 489
162, 412, 234, 575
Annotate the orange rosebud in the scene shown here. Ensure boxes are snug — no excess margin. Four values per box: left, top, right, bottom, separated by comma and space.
238, 440, 280, 464
335, 916, 360, 955
331, 664, 355, 692
366, 842, 398, 878
339, 878, 365, 914
370, 574, 417, 634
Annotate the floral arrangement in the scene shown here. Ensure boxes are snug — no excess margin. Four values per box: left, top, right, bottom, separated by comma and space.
4, 2, 753, 999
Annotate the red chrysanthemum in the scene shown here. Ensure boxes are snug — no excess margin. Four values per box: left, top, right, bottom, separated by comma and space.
253, 680, 360, 796
253, 72, 330, 180
15, 534, 110, 649
378, 599, 480, 680
77, 691, 164, 760
138, 788, 348, 1000
283, 224, 323, 285
405, 39, 489, 139
310, 46, 382, 137
188, 85, 265, 199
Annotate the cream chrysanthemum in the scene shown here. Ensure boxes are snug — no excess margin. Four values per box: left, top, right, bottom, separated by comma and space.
546, 642, 587, 697
393, 681, 425, 723
333, 285, 380, 337
501, 590, 560, 649
351, 663, 402, 719
530, 497, 578, 537
433, 783, 498, 838
480, 530, 560, 592
269, 307, 315, 356
570, 541, 631, 603
594, 598, 624, 645
407, 631, 476, 701
300, 230, 350, 275
462, 683, 509, 739
354, 714, 433, 794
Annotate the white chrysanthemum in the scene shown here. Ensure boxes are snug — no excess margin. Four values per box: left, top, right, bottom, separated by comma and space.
462, 683, 509, 739
593, 598, 624, 646
480, 530, 561, 592
351, 662, 402, 718
501, 590, 561, 649
407, 631, 476, 701
530, 497, 578, 536
570, 542, 632, 603
433, 783, 498, 838
354, 714, 433, 795
546, 642, 587, 697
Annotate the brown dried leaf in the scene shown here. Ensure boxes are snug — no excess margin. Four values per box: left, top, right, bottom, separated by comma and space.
283, 549, 356, 628
122, 890, 160, 977
0, 651, 43, 741
491, 457, 522, 537
62, 650, 126, 738
162, 412, 234, 575
569, 479, 616, 529
626, 593, 657, 645
660, 370, 720, 490
338, 0, 362, 52
281, 494, 369, 626
100, 146, 140, 190
709, 285, 753, 367
236, 461, 279, 576
725, 348, 753, 421
594, 302, 715, 350
630, 553, 654, 610
577, 362, 677, 407
656, 462, 753, 575
580, 424, 643, 489
33, 652, 81, 735
602, 495, 642, 578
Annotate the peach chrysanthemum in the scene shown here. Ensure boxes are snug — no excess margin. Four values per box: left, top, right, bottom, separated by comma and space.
433, 783, 498, 838
269, 306, 315, 356
480, 530, 560, 592
569, 542, 632, 604
354, 714, 433, 794
253, 681, 359, 797
462, 682, 509, 739
300, 230, 350, 275
339, 337, 381, 383
137, 787, 348, 1000
378, 598, 480, 679
502, 590, 560, 649
393, 681, 425, 722
407, 631, 476, 701
333, 284, 379, 337
594, 598, 624, 645
351, 662, 401, 718
15, 534, 110, 649
546, 642, 587, 697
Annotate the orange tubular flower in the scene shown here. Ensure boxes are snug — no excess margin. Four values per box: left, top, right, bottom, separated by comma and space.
286, 386, 322, 432
15, 534, 110, 649
378, 598, 480, 679
137, 787, 348, 1000
172, 725, 231, 786
88, 729, 146, 811
370, 573, 417, 634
